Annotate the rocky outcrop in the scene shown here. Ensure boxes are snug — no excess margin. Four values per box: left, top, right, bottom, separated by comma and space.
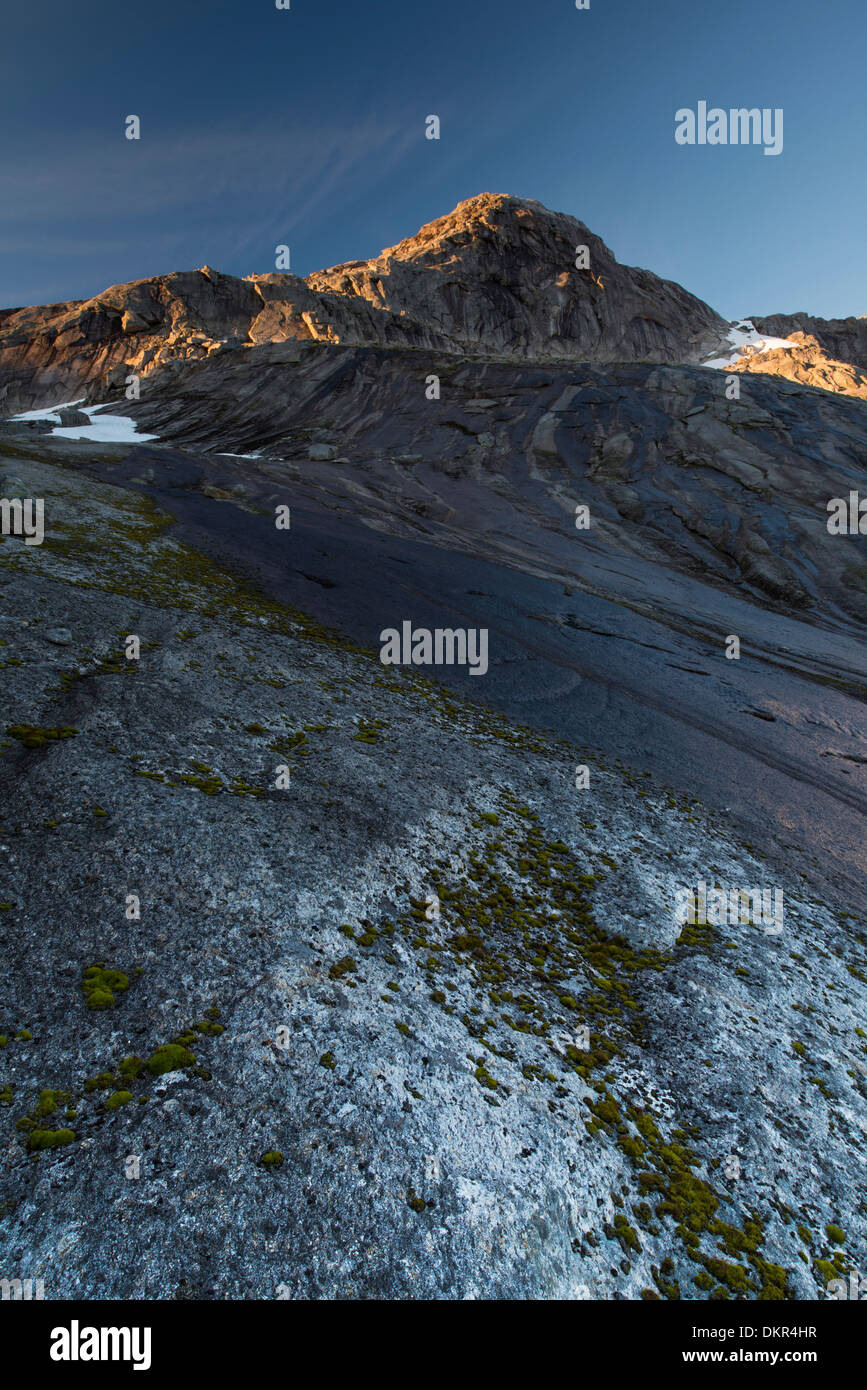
10, 196, 867, 421
726, 330, 867, 400
66, 333, 862, 624
0, 267, 265, 414
751, 312, 867, 374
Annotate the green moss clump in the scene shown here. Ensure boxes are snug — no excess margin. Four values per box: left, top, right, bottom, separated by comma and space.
84, 1072, 116, 1092
407, 1187, 427, 1213
146, 1043, 196, 1075
699, 1257, 754, 1295
85, 986, 114, 1009
826, 1224, 845, 1245
618, 1137, 645, 1161
105, 1090, 133, 1110
353, 719, 386, 744
328, 956, 356, 980
34, 1088, 68, 1117
613, 1214, 641, 1251
15, 1028, 32, 1041
28, 1127, 75, 1150
319, 1051, 336, 1069
589, 1095, 620, 1126
118, 1055, 145, 1081
713, 1217, 762, 1258
654, 1167, 719, 1232
752, 1257, 788, 1300
6, 724, 77, 748
0, 1084, 12, 1105
261, 1150, 284, 1169
82, 964, 129, 1010
178, 771, 223, 795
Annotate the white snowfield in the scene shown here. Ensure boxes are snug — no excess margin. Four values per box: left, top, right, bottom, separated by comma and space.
9, 400, 158, 442
704, 319, 797, 369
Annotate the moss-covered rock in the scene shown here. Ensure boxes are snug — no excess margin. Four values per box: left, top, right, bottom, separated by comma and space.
146, 1044, 196, 1075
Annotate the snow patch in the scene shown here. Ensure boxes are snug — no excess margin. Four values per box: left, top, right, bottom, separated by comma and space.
10, 400, 158, 442
704, 319, 797, 370
54, 416, 158, 442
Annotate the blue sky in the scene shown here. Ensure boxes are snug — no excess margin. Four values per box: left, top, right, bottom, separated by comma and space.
1, 0, 864, 319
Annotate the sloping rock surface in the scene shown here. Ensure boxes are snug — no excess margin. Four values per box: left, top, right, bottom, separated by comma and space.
0, 451, 864, 1300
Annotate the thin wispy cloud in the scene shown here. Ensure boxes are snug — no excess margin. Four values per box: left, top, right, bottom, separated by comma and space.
1, 119, 413, 218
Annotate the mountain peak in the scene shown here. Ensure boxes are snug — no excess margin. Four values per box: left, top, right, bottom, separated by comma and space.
1, 193, 727, 412
364, 192, 593, 268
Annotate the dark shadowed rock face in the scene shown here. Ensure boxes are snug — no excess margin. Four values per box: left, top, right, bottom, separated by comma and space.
86, 337, 867, 626
0, 194, 728, 413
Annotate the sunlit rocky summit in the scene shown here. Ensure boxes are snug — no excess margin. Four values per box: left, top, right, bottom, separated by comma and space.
1, 193, 729, 410
1, 195, 865, 1301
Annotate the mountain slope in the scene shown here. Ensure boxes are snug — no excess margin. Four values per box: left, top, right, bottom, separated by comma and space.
1, 193, 866, 1302
0, 448, 864, 1299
